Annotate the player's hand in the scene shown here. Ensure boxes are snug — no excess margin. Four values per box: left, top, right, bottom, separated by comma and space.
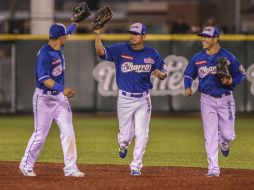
94, 27, 103, 35
152, 69, 166, 80
63, 87, 75, 98
185, 88, 193, 97
220, 76, 232, 86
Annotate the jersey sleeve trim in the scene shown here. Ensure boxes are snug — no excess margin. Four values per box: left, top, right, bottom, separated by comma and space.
184, 75, 194, 80
39, 75, 50, 82
103, 47, 107, 59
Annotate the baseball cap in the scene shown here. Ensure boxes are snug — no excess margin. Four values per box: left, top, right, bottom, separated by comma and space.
128, 23, 147, 35
197, 26, 220, 38
49, 23, 70, 38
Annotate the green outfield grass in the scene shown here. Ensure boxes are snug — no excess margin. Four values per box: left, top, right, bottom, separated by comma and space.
0, 115, 254, 169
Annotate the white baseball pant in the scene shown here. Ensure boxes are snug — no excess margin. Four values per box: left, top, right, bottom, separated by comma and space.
117, 90, 151, 171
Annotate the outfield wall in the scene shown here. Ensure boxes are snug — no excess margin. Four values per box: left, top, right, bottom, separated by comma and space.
0, 34, 254, 112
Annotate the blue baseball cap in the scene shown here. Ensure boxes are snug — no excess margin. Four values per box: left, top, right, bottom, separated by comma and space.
49, 23, 70, 38
197, 26, 220, 38
128, 23, 147, 35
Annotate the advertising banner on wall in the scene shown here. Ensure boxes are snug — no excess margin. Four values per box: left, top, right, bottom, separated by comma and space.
4, 37, 253, 112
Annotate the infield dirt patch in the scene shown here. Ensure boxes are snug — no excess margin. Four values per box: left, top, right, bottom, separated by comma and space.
0, 161, 254, 190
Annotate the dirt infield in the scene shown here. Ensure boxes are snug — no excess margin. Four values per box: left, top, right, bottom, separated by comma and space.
0, 161, 254, 190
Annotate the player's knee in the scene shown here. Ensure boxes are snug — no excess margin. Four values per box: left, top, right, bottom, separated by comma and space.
33, 130, 48, 142
135, 130, 149, 140
61, 127, 74, 136
135, 134, 149, 143
34, 136, 47, 144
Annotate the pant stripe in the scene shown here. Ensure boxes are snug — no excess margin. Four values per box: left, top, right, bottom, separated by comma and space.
145, 97, 151, 113
23, 94, 39, 169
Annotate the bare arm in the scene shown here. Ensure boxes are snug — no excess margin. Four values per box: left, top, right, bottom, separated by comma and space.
94, 28, 105, 56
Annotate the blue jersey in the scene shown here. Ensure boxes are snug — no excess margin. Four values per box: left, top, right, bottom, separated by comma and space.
101, 43, 166, 93
184, 47, 246, 96
35, 23, 76, 91
36, 45, 65, 91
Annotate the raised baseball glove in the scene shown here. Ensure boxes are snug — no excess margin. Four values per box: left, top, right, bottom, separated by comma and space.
71, 2, 91, 23
216, 57, 231, 82
91, 6, 113, 30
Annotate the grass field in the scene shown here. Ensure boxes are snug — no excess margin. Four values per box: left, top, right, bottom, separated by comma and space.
0, 115, 254, 169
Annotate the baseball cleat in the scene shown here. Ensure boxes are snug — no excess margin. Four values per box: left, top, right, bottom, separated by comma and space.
206, 172, 219, 177
119, 147, 127, 158
66, 170, 85, 177
220, 144, 230, 157
131, 169, 141, 176
19, 168, 36, 177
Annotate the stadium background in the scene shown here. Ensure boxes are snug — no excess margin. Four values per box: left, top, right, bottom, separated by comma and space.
0, 1, 254, 190
1, 35, 254, 113
1, 0, 254, 114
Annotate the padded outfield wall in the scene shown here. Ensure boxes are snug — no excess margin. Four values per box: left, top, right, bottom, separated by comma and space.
0, 34, 254, 112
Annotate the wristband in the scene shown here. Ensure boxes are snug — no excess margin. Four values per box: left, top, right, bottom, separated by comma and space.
67, 23, 77, 35
52, 82, 64, 92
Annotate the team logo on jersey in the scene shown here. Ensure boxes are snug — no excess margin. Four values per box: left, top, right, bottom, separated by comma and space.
93, 55, 199, 97
121, 54, 133, 60
52, 59, 61, 65
121, 62, 151, 73
195, 60, 206, 65
52, 65, 63, 76
198, 66, 216, 78
144, 57, 155, 64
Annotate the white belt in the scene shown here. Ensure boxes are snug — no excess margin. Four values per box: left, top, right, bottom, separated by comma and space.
35, 88, 60, 96
119, 90, 149, 98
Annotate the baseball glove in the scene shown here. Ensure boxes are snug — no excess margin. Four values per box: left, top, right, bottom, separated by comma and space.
216, 57, 231, 82
91, 6, 113, 30
71, 2, 91, 23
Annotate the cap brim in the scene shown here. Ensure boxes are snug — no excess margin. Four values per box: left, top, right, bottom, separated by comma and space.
197, 33, 213, 38
127, 30, 142, 35
197, 33, 219, 38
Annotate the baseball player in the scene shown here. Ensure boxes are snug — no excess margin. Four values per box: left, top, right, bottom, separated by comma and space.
184, 26, 246, 177
94, 23, 167, 175
19, 22, 84, 177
